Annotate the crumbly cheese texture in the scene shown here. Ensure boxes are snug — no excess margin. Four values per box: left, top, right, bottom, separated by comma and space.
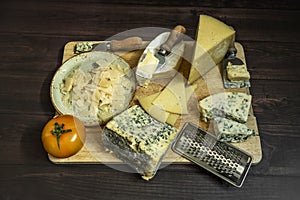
105, 105, 178, 179
61, 60, 135, 124
226, 62, 250, 81
188, 15, 235, 84
199, 92, 252, 123
211, 117, 256, 142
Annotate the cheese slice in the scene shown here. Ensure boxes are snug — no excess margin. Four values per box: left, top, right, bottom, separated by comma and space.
210, 117, 256, 143
166, 114, 179, 126
138, 93, 169, 123
138, 92, 179, 125
188, 15, 235, 84
152, 73, 188, 114
136, 50, 159, 79
199, 92, 252, 123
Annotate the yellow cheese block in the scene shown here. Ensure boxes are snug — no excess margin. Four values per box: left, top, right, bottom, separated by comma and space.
188, 15, 235, 84
136, 50, 159, 79
138, 93, 169, 122
138, 92, 179, 125
153, 73, 188, 114
166, 114, 179, 126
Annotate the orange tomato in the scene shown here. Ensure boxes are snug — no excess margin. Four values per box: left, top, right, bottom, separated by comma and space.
41, 115, 86, 158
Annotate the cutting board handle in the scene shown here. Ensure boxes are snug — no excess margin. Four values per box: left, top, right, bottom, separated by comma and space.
110, 37, 143, 51
161, 25, 186, 52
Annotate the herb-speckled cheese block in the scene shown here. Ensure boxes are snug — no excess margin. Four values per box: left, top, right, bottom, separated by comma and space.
211, 117, 256, 142
199, 92, 252, 123
104, 105, 178, 180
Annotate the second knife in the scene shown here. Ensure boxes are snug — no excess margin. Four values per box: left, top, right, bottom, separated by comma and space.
74, 37, 143, 54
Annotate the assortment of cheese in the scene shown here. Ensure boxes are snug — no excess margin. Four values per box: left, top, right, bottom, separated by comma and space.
59, 14, 257, 180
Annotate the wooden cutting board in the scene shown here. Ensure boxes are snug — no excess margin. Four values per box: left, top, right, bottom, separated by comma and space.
49, 41, 262, 165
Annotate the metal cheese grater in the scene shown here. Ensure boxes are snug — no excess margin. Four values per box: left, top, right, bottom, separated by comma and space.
172, 122, 253, 187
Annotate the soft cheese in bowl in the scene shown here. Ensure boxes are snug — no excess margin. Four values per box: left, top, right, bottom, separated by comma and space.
51, 51, 136, 126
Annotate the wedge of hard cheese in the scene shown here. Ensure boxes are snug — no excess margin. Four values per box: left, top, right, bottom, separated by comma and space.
138, 92, 179, 125
188, 15, 235, 84
152, 73, 188, 114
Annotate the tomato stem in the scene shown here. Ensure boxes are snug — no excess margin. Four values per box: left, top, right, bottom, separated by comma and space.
51, 122, 72, 149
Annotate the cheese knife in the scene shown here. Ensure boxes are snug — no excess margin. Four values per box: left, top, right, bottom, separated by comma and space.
154, 25, 186, 69
74, 36, 143, 54
222, 36, 251, 88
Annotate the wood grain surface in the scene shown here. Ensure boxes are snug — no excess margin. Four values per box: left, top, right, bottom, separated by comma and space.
0, 0, 299, 200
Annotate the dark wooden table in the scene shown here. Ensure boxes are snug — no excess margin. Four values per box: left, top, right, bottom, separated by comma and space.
1, 0, 299, 199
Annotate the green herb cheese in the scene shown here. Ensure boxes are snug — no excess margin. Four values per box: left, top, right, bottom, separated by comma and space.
105, 105, 178, 180
211, 117, 256, 142
199, 92, 252, 123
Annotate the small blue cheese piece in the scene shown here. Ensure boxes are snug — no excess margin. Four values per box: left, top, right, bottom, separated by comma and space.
74, 42, 93, 53
199, 92, 252, 123
226, 62, 250, 81
104, 105, 178, 180
211, 117, 256, 142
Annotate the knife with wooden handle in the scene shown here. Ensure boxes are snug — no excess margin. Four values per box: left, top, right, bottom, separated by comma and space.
222, 35, 251, 88
154, 25, 186, 69
95, 36, 143, 51
74, 37, 143, 54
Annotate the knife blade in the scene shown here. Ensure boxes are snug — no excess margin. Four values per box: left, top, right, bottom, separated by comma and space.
154, 25, 186, 69
74, 37, 143, 54
135, 26, 186, 85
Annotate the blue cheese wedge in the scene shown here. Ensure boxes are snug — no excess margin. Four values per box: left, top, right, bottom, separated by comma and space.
211, 117, 256, 142
199, 92, 252, 123
103, 105, 178, 180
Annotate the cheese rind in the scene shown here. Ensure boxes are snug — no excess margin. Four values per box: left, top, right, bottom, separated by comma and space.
199, 92, 252, 123
211, 117, 256, 142
104, 105, 178, 180
188, 15, 235, 84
